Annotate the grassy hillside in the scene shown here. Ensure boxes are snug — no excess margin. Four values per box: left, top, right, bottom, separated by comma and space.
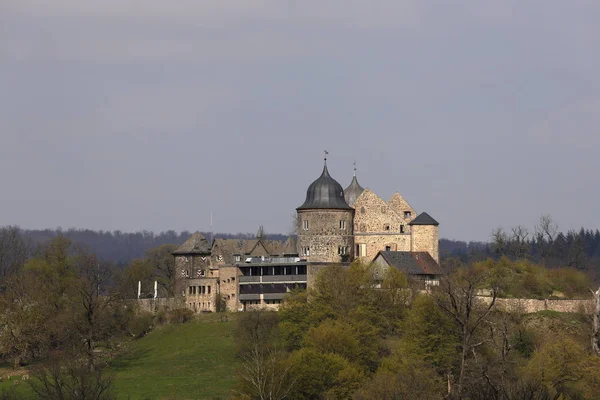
111, 314, 239, 400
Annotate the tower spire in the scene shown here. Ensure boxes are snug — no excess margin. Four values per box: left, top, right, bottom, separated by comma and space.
353, 161, 356, 177
324, 150, 329, 166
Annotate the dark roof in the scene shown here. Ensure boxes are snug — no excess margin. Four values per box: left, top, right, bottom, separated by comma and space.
212, 238, 289, 264
297, 164, 352, 210
409, 212, 439, 226
172, 232, 211, 255
344, 174, 365, 206
376, 251, 443, 275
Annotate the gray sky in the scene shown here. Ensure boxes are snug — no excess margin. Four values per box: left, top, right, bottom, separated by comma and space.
1, 1, 599, 241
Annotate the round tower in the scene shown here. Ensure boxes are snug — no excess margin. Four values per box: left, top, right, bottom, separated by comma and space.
409, 212, 440, 264
296, 157, 354, 263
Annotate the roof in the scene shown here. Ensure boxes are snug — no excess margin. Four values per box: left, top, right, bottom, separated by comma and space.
297, 164, 352, 210
172, 232, 211, 255
344, 174, 365, 206
376, 251, 443, 275
211, 237, 290, 264
409, 212, 439, 226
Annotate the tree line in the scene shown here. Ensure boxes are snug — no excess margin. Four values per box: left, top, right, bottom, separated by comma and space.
441, 216, 600, 281
2, 227, 288, 266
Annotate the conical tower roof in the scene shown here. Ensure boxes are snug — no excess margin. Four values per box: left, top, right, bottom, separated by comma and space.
409, 212, 439, 226
344, 168, 365, 206
297, 162, 352, 210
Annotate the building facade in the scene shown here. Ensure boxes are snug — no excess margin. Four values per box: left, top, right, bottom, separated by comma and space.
172, 159, 440, 312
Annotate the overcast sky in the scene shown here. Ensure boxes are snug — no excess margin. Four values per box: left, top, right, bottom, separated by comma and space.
1, 1, 599, 241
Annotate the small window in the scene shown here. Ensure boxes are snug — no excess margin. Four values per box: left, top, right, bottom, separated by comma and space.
234, 255, 241, 262
361, 206, 366, 214
338, 246, 348, 255
404, 211, 411, 218
231, 277, 235, 282
301, 246, 310, 256
400, 225, 405, 233
384, 224, 390, 231
208, 286, 211, 294
302, 220, 309, 230
356, 243, 367, 257
385, 246, 391, 251
340, 220, 346, 230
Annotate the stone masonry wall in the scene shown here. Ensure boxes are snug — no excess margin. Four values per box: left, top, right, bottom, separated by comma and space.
219, 266, 241, 312
297, 209, 354, 263
354, 234, 411, 262
411, 225, 439, 264
182, 277, 218, 312
479, 297, 594, 314
387, 193, 417, 223
353, 190, 407, 234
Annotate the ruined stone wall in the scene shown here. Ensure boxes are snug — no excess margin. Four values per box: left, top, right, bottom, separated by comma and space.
297, 209, 354, 263
478, 297, 595, 314
219, 266, 241, 312
136, 298, 181, 314
411, 225, 439, 264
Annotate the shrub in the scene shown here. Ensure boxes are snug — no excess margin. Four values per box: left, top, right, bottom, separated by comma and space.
167, 308, 194, 324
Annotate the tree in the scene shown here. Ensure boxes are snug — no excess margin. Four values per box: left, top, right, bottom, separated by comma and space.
592, 286, 600, 357
434, 263, 499, 397
144, 244, 177, 297
235, 312, 295, 400
0, 226, 28, 281
71, 249, 119, 372
28, 358, 114, 400
0, 272, 51, 368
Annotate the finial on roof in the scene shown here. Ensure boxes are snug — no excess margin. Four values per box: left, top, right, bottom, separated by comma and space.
353, 161, 356, 177
256, 225, 264, 239
324, 150, 329, 165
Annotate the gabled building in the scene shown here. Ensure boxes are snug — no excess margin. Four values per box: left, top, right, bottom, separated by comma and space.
372, 250, 443, 288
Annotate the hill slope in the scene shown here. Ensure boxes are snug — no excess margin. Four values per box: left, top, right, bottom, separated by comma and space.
111, 315, 239, 400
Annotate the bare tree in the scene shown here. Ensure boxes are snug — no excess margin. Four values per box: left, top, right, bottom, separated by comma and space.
534, 215, 558, 266
509, 225, 530, 260
491, 228, 508, 257
72, 250, 119, 373
29, 358, 114, 400
0, 226, 28, 280
592, 287, 600, 357
237, 343, 294, 400
434, 266, 499, 397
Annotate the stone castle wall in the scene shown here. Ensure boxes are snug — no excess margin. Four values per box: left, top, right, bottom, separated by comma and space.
297, 209, 354, 263
411, 225, 439, 263
354, 234, 411, 261
219, 266, 241, 312
479, 297, 594, 314
353, 190, 407, 234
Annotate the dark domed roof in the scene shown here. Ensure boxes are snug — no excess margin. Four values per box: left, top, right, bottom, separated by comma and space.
297, 164, 352, 210
344, 173, 364, 206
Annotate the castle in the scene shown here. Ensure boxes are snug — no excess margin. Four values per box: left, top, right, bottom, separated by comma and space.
172, 158, 440, 312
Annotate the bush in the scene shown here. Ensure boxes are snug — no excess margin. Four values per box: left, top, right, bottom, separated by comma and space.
167, 308, 194, 324
128, 312, 155, 338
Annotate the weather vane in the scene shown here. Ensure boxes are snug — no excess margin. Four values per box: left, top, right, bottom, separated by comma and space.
324, 150, 329, 164
353, 161, 356, 176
